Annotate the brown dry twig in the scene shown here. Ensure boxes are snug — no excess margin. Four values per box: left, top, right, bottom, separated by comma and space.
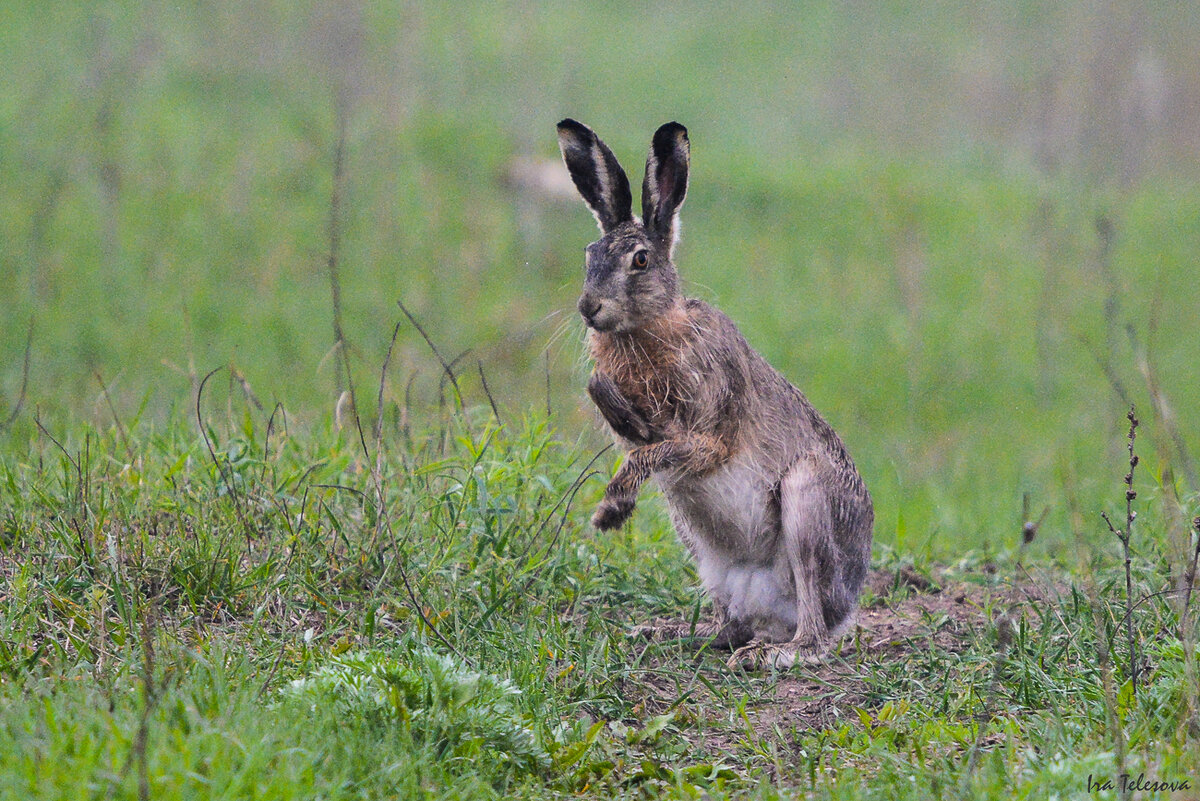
1100, 406, 1140, 697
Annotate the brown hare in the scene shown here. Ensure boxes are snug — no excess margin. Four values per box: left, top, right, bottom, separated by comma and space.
557, 119, 874, 669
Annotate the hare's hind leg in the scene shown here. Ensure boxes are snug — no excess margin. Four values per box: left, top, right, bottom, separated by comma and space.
729, 457, 833, 670
636, 505, 754, 650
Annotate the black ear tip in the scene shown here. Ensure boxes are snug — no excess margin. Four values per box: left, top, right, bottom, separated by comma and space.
656, 121, 688, 141
557, 118, 590, 136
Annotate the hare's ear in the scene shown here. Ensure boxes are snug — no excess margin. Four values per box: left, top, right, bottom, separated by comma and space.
557, 119, 633, 233
641, 122, 689, 250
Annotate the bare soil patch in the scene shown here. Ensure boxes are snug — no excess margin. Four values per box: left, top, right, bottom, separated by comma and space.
621, 566, 1060, 739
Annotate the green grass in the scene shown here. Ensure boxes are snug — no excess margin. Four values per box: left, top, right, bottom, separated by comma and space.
2, 1, 1200, 798
4, 1, 1200, 554
0, 412, 1197, 798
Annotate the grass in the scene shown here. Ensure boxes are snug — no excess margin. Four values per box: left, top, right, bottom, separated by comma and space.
0, 403, 1197, 798
2, 1, 1200, 798
4, 1, 1200, 555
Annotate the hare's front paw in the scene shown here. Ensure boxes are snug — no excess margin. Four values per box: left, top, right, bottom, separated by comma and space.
591, 492, 635, 530
587, 372, 652, 444
616, 412, 651, 444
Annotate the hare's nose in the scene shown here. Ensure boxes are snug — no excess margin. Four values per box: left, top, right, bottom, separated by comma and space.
578, 295, 602, 320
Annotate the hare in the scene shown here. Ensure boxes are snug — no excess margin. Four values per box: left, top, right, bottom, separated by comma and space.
556, 119, 874, 669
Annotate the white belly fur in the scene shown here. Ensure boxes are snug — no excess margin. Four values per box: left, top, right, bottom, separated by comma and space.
657, 456, 798, 641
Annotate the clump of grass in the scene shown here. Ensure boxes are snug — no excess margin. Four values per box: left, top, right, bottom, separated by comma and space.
284, 648, 549, 778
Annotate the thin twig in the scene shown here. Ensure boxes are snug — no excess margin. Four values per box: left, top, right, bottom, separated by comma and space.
1, 318, 32, 431
376, 494, 465, 663
33, 412, 80, 477
314, 472, 463, 662
263, 402, 287, 464
195, 367, 254, 545
255, 644, 289, 701
471, 444, 612, 631
374, 322, 402, 452
334, 396, 468, 665
33, 410, 84, 517
231, 366, 264, 412
94, 370, 134, 463
516, 444, 611, 566
313, 483, 370, 504
369, 321, 404, 538
438, 349, 473, 410
477, 360, 501, 423
350, 393, 373, 469
1122, 407, 1138, 697
397, 299, 465, 411
1184, 517, 1200, 617
1183, 514, 1200, 739
1099, 406, 1139, 697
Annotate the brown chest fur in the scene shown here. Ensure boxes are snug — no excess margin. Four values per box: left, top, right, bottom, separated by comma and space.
588, 307, 694, 431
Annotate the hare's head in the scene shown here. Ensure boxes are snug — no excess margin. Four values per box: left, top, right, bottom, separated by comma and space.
557, 120, 690, 333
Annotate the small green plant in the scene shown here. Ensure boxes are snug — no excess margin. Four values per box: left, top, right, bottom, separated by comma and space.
284, 648, 549, 777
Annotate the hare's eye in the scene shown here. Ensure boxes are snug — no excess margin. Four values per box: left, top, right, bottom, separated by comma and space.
631, 250, 649, 270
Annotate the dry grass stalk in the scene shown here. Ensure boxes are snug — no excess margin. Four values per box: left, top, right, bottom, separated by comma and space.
1100, 406, 1140, 697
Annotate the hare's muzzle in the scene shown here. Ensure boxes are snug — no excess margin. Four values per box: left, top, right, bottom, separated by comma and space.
577, 295, 603, 328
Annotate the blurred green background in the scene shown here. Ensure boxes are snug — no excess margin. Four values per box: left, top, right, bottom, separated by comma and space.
2, 0, 1198, 556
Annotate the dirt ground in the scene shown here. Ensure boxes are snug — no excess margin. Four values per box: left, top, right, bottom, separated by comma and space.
621, 566, 1058, 738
